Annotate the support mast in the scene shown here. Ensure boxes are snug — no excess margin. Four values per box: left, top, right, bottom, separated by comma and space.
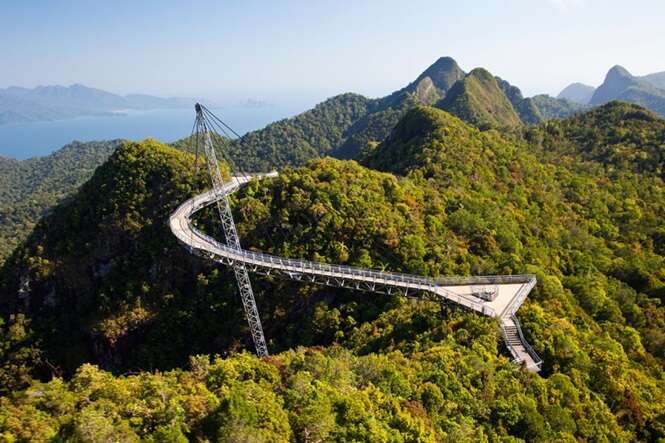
195, 103, 268, 357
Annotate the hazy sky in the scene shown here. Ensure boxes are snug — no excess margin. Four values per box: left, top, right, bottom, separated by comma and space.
2, 0, 664, 103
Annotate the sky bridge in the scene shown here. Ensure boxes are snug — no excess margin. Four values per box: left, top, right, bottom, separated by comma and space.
169, 175, 543, 372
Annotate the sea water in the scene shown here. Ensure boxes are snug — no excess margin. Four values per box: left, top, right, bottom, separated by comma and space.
0, 104, 303, 159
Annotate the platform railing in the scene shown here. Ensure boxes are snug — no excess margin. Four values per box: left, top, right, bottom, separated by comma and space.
502, 277, 537, 317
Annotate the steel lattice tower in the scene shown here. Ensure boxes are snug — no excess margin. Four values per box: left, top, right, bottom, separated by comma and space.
194, 103, 268, 357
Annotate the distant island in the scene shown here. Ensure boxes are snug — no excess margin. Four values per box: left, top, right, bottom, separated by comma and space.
0, 84, 196, 125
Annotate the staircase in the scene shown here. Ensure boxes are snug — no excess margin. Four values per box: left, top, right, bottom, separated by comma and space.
503, 324, 522, 347
501, 315, 542, 372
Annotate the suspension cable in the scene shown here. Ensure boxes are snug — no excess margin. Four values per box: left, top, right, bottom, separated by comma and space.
193, 104, 293, 255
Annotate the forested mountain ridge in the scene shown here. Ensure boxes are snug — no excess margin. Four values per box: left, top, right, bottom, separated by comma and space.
225, 56, 579, 169
526, 101, 665, 178
529, 94, 589, 120
496, 77, 543, 124
0, 140, 121, 262
437, 68, 523, 129
1, 103, 664, 440
642, 71, 665, 90
226, 57, 466, 168
223, 92, 373, 170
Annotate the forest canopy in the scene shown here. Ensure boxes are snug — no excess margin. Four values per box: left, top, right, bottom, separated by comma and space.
1, 103, 664, 441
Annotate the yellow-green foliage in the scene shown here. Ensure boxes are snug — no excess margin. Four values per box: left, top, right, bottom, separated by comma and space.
0, 140, 120, 263
213, 93, 373, 171
1, 105, 665, 440
438, 68, 523, 129
0, 346, 633, 442
528, 101, 665, 177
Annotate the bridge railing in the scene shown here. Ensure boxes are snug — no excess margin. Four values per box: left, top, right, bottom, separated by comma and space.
178, 185, 535, 290
172, 184, 524, 318
435, 274, 535, 285
183, 216, 532, 288
195, 223, 438, 287
185, 220, 501, 313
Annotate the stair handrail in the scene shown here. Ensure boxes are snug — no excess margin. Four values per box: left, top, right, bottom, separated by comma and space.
511, 314, 543, 369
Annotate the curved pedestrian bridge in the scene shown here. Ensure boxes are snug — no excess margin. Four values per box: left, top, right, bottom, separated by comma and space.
169, 174, 542, 372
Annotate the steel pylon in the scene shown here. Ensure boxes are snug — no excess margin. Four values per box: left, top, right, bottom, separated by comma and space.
195, 104, 268, 357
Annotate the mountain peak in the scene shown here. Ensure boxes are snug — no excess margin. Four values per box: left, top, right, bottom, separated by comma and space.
364, 105, 473, 174
429, 56, 459, 70
606, 65, 633, 82
437, 68, 522, 129
584, 63, 665, 115
467, 67, 494, 80
608, 64, 631, 75
590, 65, 635, 105
557, 82, 595, 104
378, 56, 465, 108
413, 56, 465, 94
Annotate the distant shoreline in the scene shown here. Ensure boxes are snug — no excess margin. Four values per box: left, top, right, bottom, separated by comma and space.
0, 104, 302, 160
